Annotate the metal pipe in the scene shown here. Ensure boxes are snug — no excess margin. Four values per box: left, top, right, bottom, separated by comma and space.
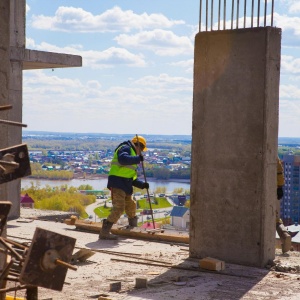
55, 258, 77, 271
0, 284, 28, 293
0, 105, 12, 111
0, 237, 24, 262
136, 134, 155, 229
257, 0, 260, 27
206, 0, 209, 31
236, 0, 240, 29
199, 0, 202, 32
231, 0, 235, 29
223, 0, 226, 30
0, 119, 27, 127
218, 0, 221, 30
244, 0, 247, 28
251, 0, 254, 28
198, 0, 275, 32
271, 0, 275, 27
211, 0, 214, 30
2, 237, 28, 250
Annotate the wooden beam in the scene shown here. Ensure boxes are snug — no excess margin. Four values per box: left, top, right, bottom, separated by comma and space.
67, 219, 189, 244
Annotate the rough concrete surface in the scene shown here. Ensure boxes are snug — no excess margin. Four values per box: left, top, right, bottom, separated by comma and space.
4, 208, 300, 300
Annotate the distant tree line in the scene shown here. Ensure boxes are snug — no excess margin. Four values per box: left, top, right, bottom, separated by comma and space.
24, 138, 191, 153
22, 183, 95, 217
145, 166, 190, 180
29, 162, 73, 180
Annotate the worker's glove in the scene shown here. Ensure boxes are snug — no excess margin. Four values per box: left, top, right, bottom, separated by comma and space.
139, 155, 144, 162
142, 182, 149, 189
277, 187, 284, 200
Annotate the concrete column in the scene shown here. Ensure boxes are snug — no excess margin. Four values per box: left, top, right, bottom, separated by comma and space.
0, 0, 11, 295
190, 27, 281, 267
0, 0, 25, 219
0, 0, 10, 109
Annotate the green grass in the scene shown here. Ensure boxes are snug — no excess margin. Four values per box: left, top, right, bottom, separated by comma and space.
138, 216, 171, 226
94, 197, 172, 219
137, 197, 172, 209
94, 206, 112, 218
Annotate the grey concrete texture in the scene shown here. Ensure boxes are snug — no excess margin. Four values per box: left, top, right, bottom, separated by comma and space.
190, 27, 282, 267
5, 212, 300, 300
0, 0, 82, 220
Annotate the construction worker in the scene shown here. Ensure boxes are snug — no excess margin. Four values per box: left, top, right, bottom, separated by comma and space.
99, 135, 149, 240
276, 156, 291, 254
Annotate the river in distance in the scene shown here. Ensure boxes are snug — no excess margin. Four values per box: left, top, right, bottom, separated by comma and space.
21, 177, 191, 193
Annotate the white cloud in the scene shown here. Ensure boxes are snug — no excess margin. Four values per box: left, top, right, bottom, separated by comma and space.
133, 73, 192, 91
281, 55, 300, 75
169, 59, 194, 73
286, 0, 300, 13
115, 29, 194, 56
279, 99, 300, 137
26, 4, 30, 14
274, 13, 300, 36
23, 71, 192, 134
31, 6, 184, 33
280, 84, 300, 99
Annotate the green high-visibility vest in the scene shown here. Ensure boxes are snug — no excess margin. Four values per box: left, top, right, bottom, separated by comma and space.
109, 145, 137, 180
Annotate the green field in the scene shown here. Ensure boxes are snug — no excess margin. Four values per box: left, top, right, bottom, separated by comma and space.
94, 197, 172, 218
94, 205, 112, 218
137, 197, 172, 209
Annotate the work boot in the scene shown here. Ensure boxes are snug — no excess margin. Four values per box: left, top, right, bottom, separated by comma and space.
276, 223, 291, 254
99, 219, 117, 240
128, 216, 138, 227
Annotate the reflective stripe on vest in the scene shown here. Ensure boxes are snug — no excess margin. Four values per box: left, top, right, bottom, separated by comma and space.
109, 145, 137, 180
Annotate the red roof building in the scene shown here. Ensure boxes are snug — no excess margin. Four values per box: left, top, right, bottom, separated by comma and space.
20, 193, 34, 208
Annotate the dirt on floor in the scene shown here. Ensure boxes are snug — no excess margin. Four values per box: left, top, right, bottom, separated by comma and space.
3, 208, 300, 300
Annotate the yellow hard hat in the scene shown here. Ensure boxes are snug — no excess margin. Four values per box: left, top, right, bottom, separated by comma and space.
132, 135, 147, 151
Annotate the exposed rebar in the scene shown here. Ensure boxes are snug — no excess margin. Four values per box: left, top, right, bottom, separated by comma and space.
198, 0, 275, 32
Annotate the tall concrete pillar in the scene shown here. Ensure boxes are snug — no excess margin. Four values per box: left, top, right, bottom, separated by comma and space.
190, 27, 281, 267
0, 0, 11, 292
1, 0, 26, 219
0, 0, 18, 217
0, 0, 81, 220
0, 0, 10, 114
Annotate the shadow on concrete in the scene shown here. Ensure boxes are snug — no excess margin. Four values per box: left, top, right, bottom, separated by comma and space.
85, 237, 129, 250
115, 256, 270, 299
6, 224, 20, 229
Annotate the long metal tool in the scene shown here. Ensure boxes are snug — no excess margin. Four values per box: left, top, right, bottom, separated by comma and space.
135, 134, 155, 229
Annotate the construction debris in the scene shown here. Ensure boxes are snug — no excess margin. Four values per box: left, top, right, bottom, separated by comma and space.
109, 282, 121, 292
5, 214, 300, 300
199, 257, 225, 271
135, 277, 148, 289
70, 248, 95, 264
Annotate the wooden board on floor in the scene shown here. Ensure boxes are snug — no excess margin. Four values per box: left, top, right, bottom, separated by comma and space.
67, 219, 189, 244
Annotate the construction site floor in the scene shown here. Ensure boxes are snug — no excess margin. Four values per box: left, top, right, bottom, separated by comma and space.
4, 211, 300, 300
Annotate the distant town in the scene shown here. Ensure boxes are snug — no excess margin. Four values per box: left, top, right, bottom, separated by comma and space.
23, 131, 192, 180
22, 131, 300, 226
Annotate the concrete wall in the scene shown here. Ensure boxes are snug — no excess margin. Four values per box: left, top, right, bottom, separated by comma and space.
0, 0, 21, 218
0, 0, 11, 288
0, 0, 81, 220
190, 27, 282, 267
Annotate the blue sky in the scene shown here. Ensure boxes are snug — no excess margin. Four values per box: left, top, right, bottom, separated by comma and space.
23, 0, 300, 136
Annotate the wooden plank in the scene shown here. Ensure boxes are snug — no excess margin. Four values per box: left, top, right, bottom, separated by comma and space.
68, 219, 189, 244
